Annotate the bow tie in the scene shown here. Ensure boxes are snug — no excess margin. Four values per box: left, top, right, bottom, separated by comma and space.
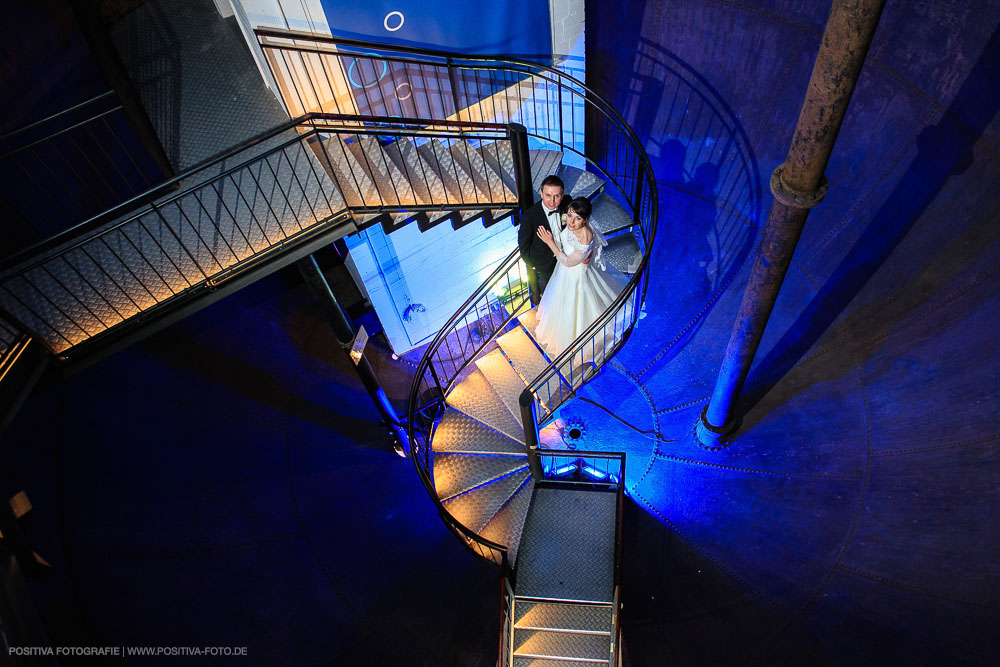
547, 210, 559, 216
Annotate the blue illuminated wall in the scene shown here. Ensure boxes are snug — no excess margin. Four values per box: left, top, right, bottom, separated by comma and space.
318, 0, 551, 57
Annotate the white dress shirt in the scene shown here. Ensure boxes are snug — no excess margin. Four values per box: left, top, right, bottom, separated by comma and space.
543, 205, 563, 252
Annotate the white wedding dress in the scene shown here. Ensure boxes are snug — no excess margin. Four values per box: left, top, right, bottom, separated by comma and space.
534, 223, 629, 357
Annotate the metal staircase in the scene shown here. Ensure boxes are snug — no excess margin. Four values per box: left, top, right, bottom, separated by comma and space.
0, 28, 658, 666
429, 302, 626, 664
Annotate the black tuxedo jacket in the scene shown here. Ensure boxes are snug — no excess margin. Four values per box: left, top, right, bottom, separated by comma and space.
517, 196, 570, 276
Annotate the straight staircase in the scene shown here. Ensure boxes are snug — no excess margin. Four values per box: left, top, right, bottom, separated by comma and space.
0, 114, 637, 361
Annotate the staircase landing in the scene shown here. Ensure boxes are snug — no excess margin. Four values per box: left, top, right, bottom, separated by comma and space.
515, 487, 617, 603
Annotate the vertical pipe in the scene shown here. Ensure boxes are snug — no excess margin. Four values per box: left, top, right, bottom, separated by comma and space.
697, 0, 887, 445
509, 123, 534, 217
296, 255, 407, 452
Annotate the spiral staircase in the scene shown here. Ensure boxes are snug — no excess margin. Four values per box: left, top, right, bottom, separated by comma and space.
0, 28, 656, 667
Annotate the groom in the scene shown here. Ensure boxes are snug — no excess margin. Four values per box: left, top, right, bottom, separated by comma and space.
518, 175, 571, 305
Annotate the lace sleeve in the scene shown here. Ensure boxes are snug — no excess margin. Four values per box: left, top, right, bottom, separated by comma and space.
554, 244, 592, 267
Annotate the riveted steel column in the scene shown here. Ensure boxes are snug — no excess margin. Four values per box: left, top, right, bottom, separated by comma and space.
509, 123, 534, 217
698, 0, 886, 445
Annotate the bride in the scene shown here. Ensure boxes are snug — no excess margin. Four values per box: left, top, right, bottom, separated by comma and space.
533, 197, 629, 356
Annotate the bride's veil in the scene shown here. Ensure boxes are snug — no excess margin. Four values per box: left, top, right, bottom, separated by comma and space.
588, 221, 609, 270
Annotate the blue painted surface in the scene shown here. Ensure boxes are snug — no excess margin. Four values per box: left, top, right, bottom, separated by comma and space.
1, 0, 999, 664
318, 0, 551, 57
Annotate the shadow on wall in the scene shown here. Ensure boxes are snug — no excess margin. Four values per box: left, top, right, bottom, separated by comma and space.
612, 36, 762, 371
741, 23, 1000, 418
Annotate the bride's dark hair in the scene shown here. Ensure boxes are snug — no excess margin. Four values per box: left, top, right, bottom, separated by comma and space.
567, 197, 592, 220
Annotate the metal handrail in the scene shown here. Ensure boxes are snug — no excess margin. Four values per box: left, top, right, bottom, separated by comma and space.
0, 91, 117, 143
0, 113, 520, 357
0, 112, 510, 273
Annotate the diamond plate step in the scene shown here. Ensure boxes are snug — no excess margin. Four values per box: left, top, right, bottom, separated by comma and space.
497, 325, 547, 384
433, 452, 529, 501
383, 138, 452, 227
558, 164, 605, 200
433, 408, 525, 453
478, 140, 517, 193
590, 193, 633, 237
443, 466, 530, 533
449, 140, 513, 206
518, 307, 540, 337
497, 326, 567, 410
308, 135, 385, 227
447, 369, 524, 443
516, 487, 617, 603
513, 658, 605, 667
530, 150, 565, 194
514, 629, 611, 662
603, 231, 642, 274
514, 601, 613, 635
345, 135, 415, 232
417, 139, 479, 223
481, 474, 534, 564
475, 348, 527, 426
348, 135, 420, 208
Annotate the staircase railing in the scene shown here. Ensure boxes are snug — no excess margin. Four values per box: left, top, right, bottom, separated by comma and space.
405, 246, 531, 561
0, 113, 518, 362
345, 28, 655, 541
0, 91, 168, 256
496, 450, 626, 666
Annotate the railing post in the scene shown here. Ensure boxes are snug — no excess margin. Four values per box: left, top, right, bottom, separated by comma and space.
446, 58, 462, 120
697, 0, 886, 446
632, 166, 645, 227
509, 123, 534, 217
519, 389, 544, 480
296, 255, 408, 454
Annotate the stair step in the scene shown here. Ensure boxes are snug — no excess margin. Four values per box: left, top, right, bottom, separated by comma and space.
433, 408, 525, 453
443, 466, 530, 533
475, 349, 527, 426
529, 150, 565, 194
496, 326, 567, 409
558, 164, 605, 201
433, 452, 528, 501
308, 135, 385, 227
417, 139, 479, 223
603, 231, 642, 274
447, 369, 524, 443
514, 628, 611, 662
448, 140, 513, 207
497, 326, 548, 384
478, 140, 517, 194
384, 138, 452, 227
514, 601, 613, 635
513, 658, 607, 667
480, 475, 534, 564
589, 193, 633, 237
347, 135, 421, 208
516, 487, 618, 603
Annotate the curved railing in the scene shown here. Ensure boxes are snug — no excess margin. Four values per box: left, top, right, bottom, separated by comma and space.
304, 30, 665, 564
255, 30, 761, 569
406, 247, 531, 565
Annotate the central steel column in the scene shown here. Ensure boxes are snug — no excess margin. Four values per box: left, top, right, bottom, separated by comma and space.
697, 0, 887, 446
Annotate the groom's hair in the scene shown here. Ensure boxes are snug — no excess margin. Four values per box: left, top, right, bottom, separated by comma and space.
540, 175, 564, 191
568, 197, 593, 220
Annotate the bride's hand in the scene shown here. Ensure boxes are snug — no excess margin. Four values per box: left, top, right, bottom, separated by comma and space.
536, 226, 554, 246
